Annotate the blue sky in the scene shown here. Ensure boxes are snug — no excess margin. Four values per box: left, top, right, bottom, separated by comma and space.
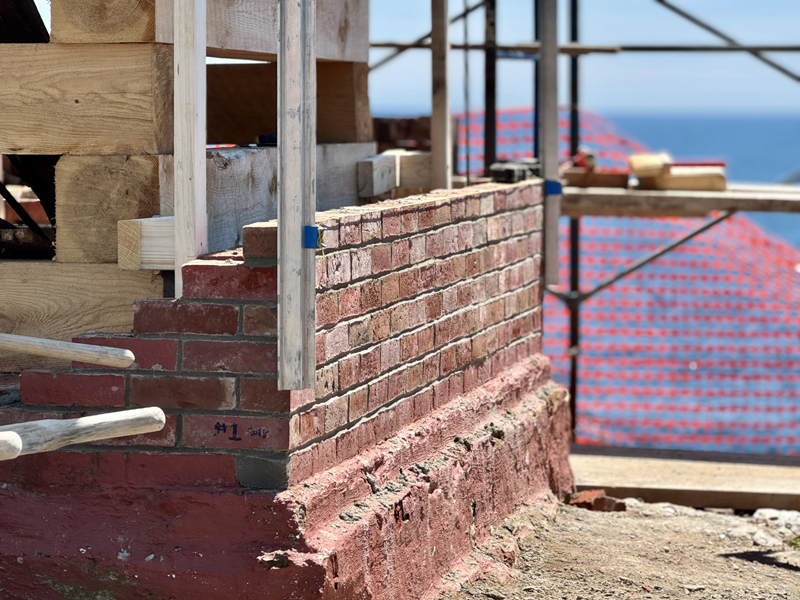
33, 0, 800, 116
370, 0, 800, 116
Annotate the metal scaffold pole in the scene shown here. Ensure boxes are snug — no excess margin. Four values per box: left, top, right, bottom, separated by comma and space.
484, 0, 497, 174
568, 0, 579, 436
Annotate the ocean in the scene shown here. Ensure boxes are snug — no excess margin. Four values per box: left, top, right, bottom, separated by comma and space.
606, 114, 800, 249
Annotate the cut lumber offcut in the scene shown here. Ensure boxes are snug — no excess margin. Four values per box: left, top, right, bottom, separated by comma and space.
357, 154, 398, 197
383, 150, 432, 189
0, 333, 135, 368
0, 407, 166, 458
118, 216, 176, 270
49, 0, 368, 62
638, 166, 727, 192
0, 432, 22, 461
0, 43, 173, 155
562, 167, 629, 188
629, 153, 672, 178
0, 261, 163, 372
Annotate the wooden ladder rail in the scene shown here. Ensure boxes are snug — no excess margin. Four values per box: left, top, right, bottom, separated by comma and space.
0, 333, 135, 368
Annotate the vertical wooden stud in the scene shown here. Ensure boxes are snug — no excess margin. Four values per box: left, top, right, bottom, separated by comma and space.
278, 0, 317, 390
431, 0, 452, 190
173, 0, 208, 296
538, 0, 560, 285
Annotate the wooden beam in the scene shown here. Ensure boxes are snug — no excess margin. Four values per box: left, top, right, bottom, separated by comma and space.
173, 0, 208, 296
358, 154, 399, 198
49, 0, 368, 62
118, 216, 176, 271
0, 333, 135, 368
278, 0, 317, 390
538, 0, 560, 286
430, 0, 452, 190
0, 261, 162, 372
316, 143, 378, 211
207, 62, 372, 146
0, 43, 173, 155
0, 408, 165, 457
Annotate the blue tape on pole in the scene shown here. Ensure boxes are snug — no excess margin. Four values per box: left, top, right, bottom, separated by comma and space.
303, 225, 319, 249
545, 179, 562, 196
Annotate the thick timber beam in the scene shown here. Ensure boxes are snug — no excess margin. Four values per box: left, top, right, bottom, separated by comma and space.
430, 0, 452, 190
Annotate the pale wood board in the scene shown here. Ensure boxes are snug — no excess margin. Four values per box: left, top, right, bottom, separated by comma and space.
0, 43, 172, 155
0, 262, 162, 372
118, 216, 176, 270
571, 454, 800, 510
638, 166, 727, 192
0, 333, 135, 368
55, 155, 161, 263
358, 154, 398, 197
561, 185, 800, 217
50, 0, 368, 62
173, 0, 208, 296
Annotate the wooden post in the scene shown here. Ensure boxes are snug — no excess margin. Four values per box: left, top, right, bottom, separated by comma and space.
431, 0, 452, 189
538, 0, 560, 285
0, 333, 135, 368
173, 0, 208, 296
278, 0, 317, 390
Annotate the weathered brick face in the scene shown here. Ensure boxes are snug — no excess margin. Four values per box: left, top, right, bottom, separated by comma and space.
9, 180, 544, 490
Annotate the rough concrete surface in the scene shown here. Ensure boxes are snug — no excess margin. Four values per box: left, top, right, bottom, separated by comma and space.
439, 499, 800, 600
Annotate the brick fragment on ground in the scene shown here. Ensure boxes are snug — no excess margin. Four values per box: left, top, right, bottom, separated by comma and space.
569, 488, 627, 512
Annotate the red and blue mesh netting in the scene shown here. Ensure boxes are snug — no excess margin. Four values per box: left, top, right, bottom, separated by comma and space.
457, 107, 800, 455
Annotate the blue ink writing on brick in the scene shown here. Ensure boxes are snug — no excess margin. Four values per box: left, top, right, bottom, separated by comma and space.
228, 423, 242, 441
247, 426, 269, 439
214, 422, 227, 436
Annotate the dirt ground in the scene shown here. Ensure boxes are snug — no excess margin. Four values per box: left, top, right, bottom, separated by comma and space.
439, 497, 800, 600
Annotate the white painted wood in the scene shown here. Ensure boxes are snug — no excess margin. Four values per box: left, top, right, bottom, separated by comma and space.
278, 0, 317, 390
0, 408, 166, 458
118, 216, 177, 271
0, 333, 135, 368
357, 154, 399, 197
538, 0, 560, 286
0, 432, 22, 461
430, 0, 451, 190
173, 0, 208, 296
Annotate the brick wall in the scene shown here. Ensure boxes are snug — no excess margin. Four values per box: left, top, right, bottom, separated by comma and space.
5, 180, 543, 490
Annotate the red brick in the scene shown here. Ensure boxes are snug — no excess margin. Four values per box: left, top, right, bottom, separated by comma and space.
243, 305, 278, 335
183, 340, 277, 373
448, 371, 464, 397
361, 213, 382, 241
98, 451, 237, 488
407, 298, 427, 328
325, 323, 350, 360
327, 252, 351, 286
90, 414, 178, 448
382, 207, 403, 237
21, 371, 124, 407
370, 311, 390, 342
387, 369, 406, 401
350, 246, 372, 279
242, 222, 277, 258
440, 345, 457, 374
290, 388, 316, 411
368, 377, 388, 409
300, 405, 325, 443
72, 335, 178, 371
183, 261, 277, 301
382, 273, 400, 304
316, 255, 328, 288
423, 353, 440, 383
389, 304, 409, 334
371, 244, 392, 274
319, 218, 340, 249
339, 214, 362, 246
409, 235, 426, 263
412, 388, 433, 420
418, 204, 435, 229
348, 387, 369, 420
316, 363, 338, 398
130, 375, 235, 410
442, 225, 459, 254
433, 200, 450, 225
360, 346, 381, 380
316, 291, 339, 327
425, 230, 443, 257
451, 196, 467, 220
406, 362, 424, 390
466, 194, 481, 217
240, 377, 291, 413
401, 207, 419, 234
349, 316, 371, 347
312, 437, 337, 474
316, 331, 326, 365
432, 378, 449, 408
399, 268, 420, 297
183, 415, 289, 450
418, 264, 436, 290
360, 280, 382, 311
456, 339, 472, 368
400, 332, 418, 362
338, 355, 361, 389
339, 287, 361, 318
133, 299, 239, 335
380, 338, 401, 372
417, 325, 435, 353
335, 427, 360, 463
324, 395, 348, 432
391, 239, 410, 269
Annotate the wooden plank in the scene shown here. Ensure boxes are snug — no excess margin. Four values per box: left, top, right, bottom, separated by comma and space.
316, 142, 378, 211
358, 154, 398, 197
0, 43, 172, 155
0, 333, 135, 368
561, 186, 800, 217
55, 155, 161, 263
207, 62, 372, 146
118, 216, 175, 270
0, 408, 165, 457
173, 0, 208, 296
571, 454, 800, 511
278, 0, 317, 390
430, 0, 451, 190
50, 0, 368, 62
0, 262, 162, 372
538, 0, 560, 286
638, 166, 727, 192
